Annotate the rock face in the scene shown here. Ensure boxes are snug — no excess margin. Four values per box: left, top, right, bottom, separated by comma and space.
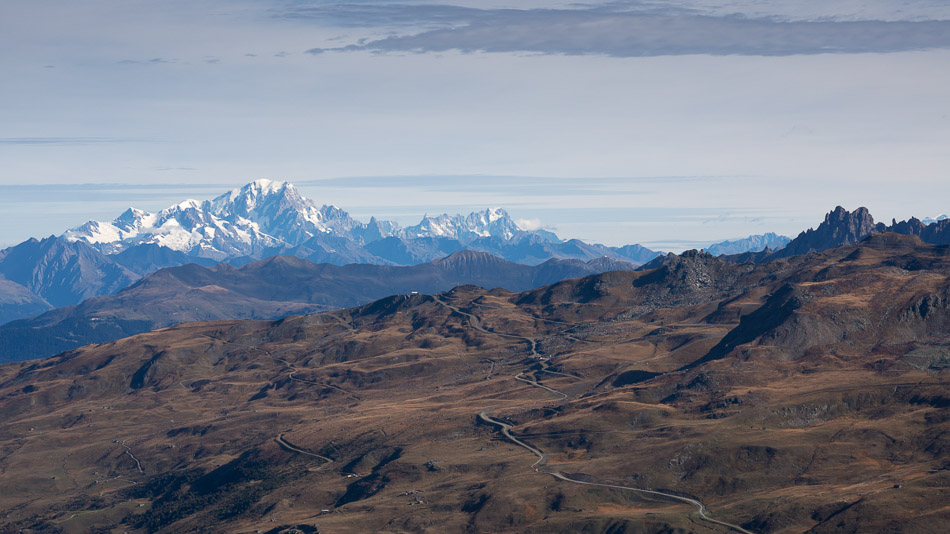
518, 248, 764, 323
888, 217, 950, 245
734, 207, 950, 265
772, 206, 880, 259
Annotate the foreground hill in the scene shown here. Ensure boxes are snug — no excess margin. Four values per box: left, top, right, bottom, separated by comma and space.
0, 251, 635, 363
0, 233, 948, 533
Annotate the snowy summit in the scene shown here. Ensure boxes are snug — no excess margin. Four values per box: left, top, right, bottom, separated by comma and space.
63, 180, 533, 260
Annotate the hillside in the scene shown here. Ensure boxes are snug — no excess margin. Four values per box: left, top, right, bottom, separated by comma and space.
1, 233, 948, 533
0, 251, 635, 363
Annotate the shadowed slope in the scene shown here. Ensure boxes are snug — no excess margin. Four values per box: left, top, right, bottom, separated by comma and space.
0, 251, 635, 363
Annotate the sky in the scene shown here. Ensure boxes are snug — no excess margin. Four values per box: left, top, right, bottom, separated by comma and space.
1, 0, 949, 251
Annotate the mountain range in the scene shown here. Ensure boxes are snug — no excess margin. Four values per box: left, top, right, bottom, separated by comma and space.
702, 232, 789, 256
62, 179, 630, 266
3, 182, 950, 532
0, 180, 794, 326
2, 231, 948, 532
5, 202, 950, 364
3, 180, 947, 341
64, 180, 530, 260
0, 251, 636, 363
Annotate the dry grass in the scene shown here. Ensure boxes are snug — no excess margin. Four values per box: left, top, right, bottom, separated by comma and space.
2, 236, 950, 533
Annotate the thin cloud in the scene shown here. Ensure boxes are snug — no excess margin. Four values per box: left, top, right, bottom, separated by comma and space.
515, 217, 544, 231
301, 175, 678, 198
301, 5, 950, 57
0, 137, 150, 146
282, 3, 485, 29
118, 57, 177, 65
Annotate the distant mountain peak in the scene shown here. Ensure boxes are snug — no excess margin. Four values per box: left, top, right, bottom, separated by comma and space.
223, 179, 291, 202
250, 178, 286, 193
174, 199, 203, 211
223, 179, 297, 205
922, 214, 949, 225
404, 207, 523, 241
0, 235, 138, 308
825, 205, 871, 224
433, 249, 505, 266
61, 180, 558, 262
704, 232, 790, 256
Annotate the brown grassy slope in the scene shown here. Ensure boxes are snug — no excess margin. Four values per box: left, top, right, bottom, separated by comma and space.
0, 234, 948, 533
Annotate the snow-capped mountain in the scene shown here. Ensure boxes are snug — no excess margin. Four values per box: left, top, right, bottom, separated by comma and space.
401, 208, 524, 241
63, 180, 533, 260
0, 178, 667, 321
703, 232, 790, 256
65, 180, 375, 259
922, 214, 949, 225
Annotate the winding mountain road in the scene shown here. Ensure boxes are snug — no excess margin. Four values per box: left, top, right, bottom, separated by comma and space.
435, 297, 537, 355
275, 432, 334, 468
437, 295, 753, 533
436, 296, 572, 399
287, 371, 361, 401
513, 372, 568, 399
478, 412, 754, 534
120, 440, 144, 474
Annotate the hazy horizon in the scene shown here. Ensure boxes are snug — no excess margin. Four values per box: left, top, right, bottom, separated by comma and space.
0, 177, 942, 253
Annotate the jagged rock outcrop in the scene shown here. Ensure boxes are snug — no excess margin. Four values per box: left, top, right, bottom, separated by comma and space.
887, 217, 950, 246
519, 248, 762, 321
771, 206, 880, 259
